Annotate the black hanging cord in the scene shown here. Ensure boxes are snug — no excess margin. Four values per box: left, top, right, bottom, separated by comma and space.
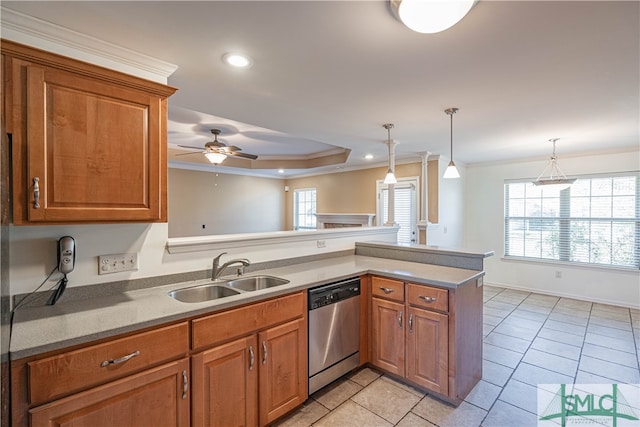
11, 265, 58, 312
47, 275, 68, 306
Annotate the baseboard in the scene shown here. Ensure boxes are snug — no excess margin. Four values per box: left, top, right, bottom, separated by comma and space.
483, 280, 640, 310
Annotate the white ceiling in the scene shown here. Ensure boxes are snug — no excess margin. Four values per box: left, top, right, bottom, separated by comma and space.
3, 1, 639, 177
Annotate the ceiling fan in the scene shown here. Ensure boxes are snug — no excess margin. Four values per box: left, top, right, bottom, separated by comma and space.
177, 129, 258, 164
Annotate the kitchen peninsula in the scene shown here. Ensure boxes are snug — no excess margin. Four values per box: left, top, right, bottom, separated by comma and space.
10, 244, 492, 427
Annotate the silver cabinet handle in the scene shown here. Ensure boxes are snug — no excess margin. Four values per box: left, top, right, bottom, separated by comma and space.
398, 311, 403, 327
182, 370, 188, 400
379, 287, 394, 294
262, 341, 267, 365
249, 345, 255, 371
100, 350, 140, 367
419, 296, 437, 303
409, 314, 414, 332
33, 177, 40, 209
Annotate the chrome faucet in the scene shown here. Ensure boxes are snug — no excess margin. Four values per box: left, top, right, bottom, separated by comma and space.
211, 252, 251, 280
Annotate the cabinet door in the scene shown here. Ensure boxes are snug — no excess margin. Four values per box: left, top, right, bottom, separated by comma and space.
370, 297, 405, 376
192, 336, 258, 427
29, 358, 190, 427
406, 306, 448, 395
258, 318, 307, 426
24, 64, 165, 222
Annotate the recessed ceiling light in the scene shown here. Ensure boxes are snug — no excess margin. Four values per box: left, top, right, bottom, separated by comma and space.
365, 154, 374, 160
222, 52, 252, 68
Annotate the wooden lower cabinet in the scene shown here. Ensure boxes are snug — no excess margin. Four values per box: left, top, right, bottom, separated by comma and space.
192, 336, 258, 427
29, 358, 190, 427
369, 277, 452, 399
406, 306, 448, 396
192, 318, 307, 427
190, 292, 308, 427
258, 318, 307, 425
370, 297, 404, 376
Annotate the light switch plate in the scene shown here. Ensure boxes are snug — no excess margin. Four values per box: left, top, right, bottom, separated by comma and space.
99, 253, 139, 274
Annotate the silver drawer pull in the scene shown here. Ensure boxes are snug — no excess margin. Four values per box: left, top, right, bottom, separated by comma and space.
100, 350, 140, 367
182, 370, 188, 399
379, 287, 394, 294
398, 311, 403, 327
249, 345, 255, 371
419, 296, 437, 303
262, 341, 267, 364
33, 177, 40, 209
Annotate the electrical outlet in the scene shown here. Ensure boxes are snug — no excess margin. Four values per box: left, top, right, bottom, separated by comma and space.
99, 253, 139, 274
317, 240, 326, 248
555, 271, 562, 279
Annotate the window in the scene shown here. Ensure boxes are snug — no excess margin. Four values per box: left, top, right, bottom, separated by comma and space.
504, 173, 640, 269
294, 188, 316, 230
378, 179, 418, 244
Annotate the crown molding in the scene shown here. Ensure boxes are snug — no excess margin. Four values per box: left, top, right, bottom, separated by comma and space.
0, 7, 177, 84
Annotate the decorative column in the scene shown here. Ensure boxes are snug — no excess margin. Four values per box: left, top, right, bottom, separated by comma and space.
417, 152, 430, 243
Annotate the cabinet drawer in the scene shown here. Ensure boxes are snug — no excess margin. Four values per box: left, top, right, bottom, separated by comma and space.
371, 276, 405, 302
407, 284, 448, 312
28, 322, 189, 404
192, 292, 305, 351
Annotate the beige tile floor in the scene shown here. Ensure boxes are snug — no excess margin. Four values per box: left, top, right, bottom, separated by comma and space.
274, 285, 640, 427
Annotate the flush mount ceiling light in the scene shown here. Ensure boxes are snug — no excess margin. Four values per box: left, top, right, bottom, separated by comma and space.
533, 138, 576, 189
222, 52, 252, 68
383, 123, 398, 184
389, 0, 477, 34
443, 108, 461, 179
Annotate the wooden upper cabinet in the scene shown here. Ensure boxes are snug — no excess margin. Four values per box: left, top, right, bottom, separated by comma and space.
2, 40, 177, 224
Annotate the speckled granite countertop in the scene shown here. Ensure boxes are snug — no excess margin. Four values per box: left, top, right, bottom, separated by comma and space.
10, 255, 483, 359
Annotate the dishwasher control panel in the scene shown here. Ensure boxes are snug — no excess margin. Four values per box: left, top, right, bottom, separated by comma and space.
308, 278, 360, 310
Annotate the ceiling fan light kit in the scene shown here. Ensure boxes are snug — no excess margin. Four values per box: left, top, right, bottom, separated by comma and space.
443, 107, 461, 179
177, 128, 258, 165
533, 138, 576, 189
383, 123, 398, 184
389, 0, 477, 34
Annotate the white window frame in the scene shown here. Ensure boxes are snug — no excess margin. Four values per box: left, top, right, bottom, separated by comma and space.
376, 176, 419, 244
504, 172, 640, 270
293, 188, 317, 230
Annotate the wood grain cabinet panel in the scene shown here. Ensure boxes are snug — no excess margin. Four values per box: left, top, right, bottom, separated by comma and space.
29, 358, 190, 427
406, 306, 448, 395
370, 297, 405, 376
28, 322, 189, 404
192, 336, 258, 427
258, 318, 307, 426
2, 40, 176, 224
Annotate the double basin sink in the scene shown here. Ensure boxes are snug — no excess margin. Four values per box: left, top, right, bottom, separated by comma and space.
169, 275, 290, 303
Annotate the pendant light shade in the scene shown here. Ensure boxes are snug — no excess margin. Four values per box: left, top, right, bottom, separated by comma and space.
389, 0, 477, 34
533, 138, 576, 189
443, 108, 460, 179
383, 123, 398, 184
205, 152, 227, 164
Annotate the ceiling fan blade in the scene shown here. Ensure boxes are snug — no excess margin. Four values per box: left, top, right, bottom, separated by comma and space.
175, 151, 205, 156
178, 144, 207, 151
229, 151, 258, 160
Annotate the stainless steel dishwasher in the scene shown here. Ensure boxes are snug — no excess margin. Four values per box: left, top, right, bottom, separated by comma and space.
308, 277, 360, 394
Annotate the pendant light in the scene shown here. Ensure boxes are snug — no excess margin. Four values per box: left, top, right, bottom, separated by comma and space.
533, 138, 576, 189
389, 0, 477, 34
443, 108, 460, 179
383, 123, 398, 184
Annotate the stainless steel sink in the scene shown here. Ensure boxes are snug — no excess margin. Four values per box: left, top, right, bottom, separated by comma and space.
226, 275, 290, 292
168, 284, 241, 303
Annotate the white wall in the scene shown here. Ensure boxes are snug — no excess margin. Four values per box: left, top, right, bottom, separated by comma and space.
8, 223, 396, 297
427, 156, 465, 248
464, 148, 640, 308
